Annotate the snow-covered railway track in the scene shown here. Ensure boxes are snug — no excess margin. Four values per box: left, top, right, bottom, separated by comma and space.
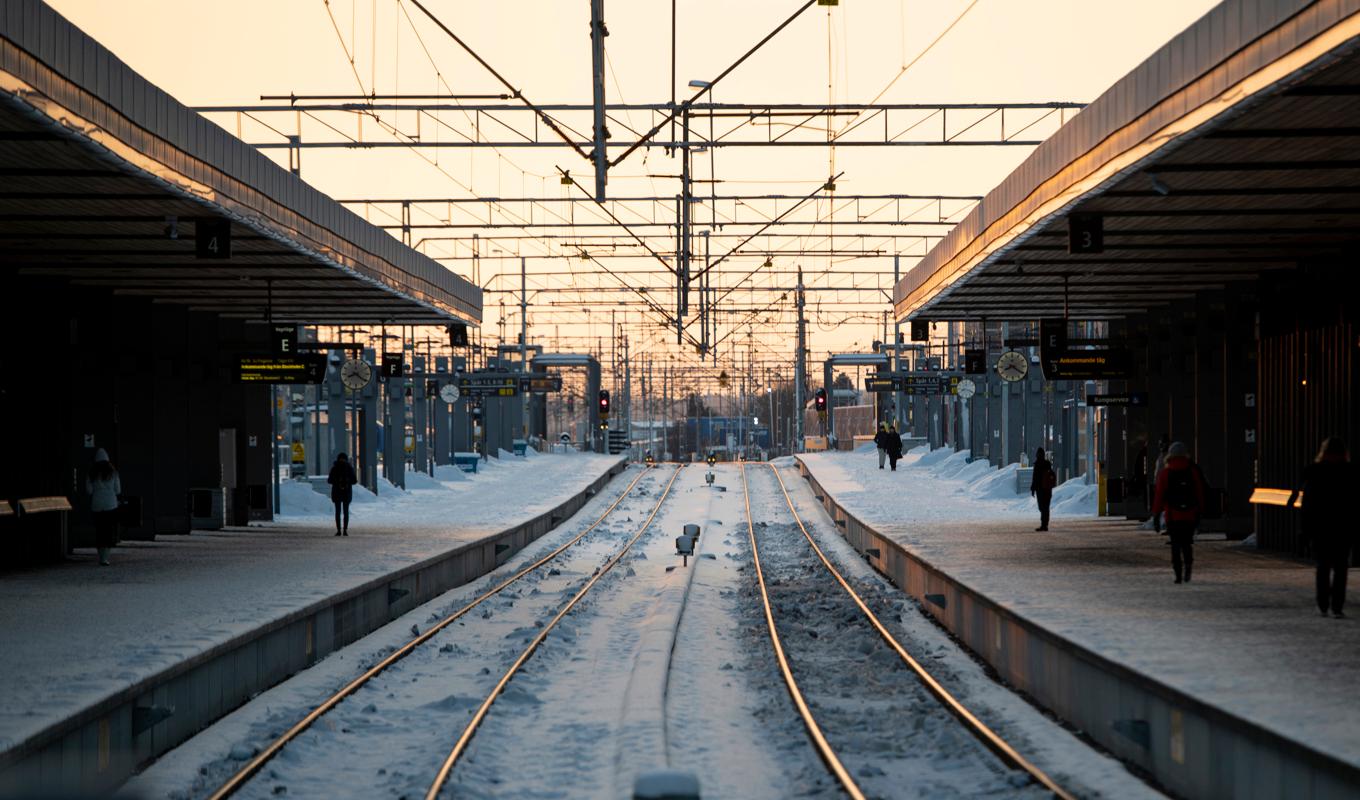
206, 464, 678, 800
741, 463, 1075, 800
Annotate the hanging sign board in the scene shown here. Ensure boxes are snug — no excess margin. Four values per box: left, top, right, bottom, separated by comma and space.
271, 324, 297, 356
1086, 392, 1147, 407
381, 353, 405, 378
521, 375, 563, 393
236, 354, 327, 384
864, 375, 900, 393
1047, 349, 1131, 380
195, 218, 232, 259
965, 349, 987, 374
458, 373, 520, 397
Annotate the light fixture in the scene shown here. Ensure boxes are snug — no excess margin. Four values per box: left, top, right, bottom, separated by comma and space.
1148, 172, 1171, 196
687, 79, 711, 90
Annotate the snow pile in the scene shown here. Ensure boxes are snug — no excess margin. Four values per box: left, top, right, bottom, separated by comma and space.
432, 463, 470, 482
801, 445, 1100, 524
1049, 477, 1098, 515
906, 443, 931, 457
279, 480, 332, 515
969, 462, 1022, 500
403, 471, 449, 491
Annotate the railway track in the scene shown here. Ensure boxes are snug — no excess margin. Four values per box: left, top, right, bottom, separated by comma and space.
741, 463, 1075, 799
207, 464, 681, 800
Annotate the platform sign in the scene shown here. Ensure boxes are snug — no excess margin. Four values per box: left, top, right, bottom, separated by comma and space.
380, 353, 405, 379
1048, 349, 1130, 380
290, 442, 305, 463
1039, 318, 1067, 378
271, 324, 297, 356
864, 375, 900, 393
900, 375, 960, 395
521, 375, 563, 393
458, 373, 520, 397
910, 320, 930, 342
1068, 213, 1103, 254
448, 323, 469, 348
1086, 392, 1147, 407
236, 354, 327, 384
964, 349, 987, 375
195, 218, 232, 259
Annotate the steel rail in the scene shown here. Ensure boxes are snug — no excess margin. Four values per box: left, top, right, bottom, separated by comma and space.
207, 465, 654, 800
739, 464, 867, 800
424, 464, 686, 799
762, 464, 1076, 799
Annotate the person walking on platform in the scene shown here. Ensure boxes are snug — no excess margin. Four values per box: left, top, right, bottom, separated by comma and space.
328, 453, 358, 536
1152, 442, 1205, 584
1299, 437, 1356, 618
1030, 448, 1056, 531
874, 422, 889, 470
886, 422, 904, 471
85, 448, 121, 566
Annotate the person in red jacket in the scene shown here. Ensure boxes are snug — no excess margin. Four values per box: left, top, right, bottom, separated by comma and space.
1152, 441, 1206, 584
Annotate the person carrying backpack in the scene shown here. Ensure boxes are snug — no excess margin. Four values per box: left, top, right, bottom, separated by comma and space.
1030, 448, 1057, 531
1152, 441, 1205, 584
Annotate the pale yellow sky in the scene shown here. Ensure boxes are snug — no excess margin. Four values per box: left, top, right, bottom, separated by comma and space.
46, 0, 1220, 367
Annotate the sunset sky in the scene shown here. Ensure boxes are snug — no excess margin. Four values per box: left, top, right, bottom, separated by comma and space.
45, 0, 1220, 367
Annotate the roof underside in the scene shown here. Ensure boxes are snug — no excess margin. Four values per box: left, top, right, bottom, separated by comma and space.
1, 0, 481, 325
897, 0, 1360, 321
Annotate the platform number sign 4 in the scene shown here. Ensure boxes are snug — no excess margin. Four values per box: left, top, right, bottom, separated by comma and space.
196, 219, 232, 259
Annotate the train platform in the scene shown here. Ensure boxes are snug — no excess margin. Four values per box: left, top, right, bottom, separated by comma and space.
795, 448, 1360, 798
0, 452, 625, 792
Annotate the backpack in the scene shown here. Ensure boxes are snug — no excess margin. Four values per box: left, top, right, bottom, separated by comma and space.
1165, 467, 1197, 512
1042, 468, 1057, 490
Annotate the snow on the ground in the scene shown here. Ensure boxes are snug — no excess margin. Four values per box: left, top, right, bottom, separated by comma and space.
744, 465, 1052, 799
800, 446, 1096, 528
0, 451, 621, 754
772, 462, 1164, 800
797, 447, 1360, 772
126, 463, 657, 800
126, 459, 1172, 800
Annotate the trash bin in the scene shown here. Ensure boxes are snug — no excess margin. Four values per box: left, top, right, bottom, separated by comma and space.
512, 439, 528, 457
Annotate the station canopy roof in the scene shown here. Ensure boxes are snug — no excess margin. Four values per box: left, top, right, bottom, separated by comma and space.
1, 0, 481, 325
896, 0, 1360, 322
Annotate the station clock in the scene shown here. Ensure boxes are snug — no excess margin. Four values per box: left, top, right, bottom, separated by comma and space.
995, 350, 1029, 382
340, 358, 373, 390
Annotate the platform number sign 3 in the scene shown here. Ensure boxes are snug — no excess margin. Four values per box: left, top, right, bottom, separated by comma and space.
195, 219, 232, 259
1067, 214, 1103, 254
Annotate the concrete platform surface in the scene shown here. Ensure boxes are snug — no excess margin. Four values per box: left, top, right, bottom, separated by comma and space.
0, 452, 622, 755
797, 450, 1360, 772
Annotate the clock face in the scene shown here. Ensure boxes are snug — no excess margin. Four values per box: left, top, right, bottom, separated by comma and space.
439, 383, 461, 403
956, 378, 977, 398
995, 351, 1029, 382
340, 359, 372, 390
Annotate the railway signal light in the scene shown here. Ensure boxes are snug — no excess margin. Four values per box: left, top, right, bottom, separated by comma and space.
814, 388, 827, 412
598, 389, 611, 417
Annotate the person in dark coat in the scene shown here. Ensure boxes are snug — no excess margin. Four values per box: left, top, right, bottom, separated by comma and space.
885, 423, 904, 471
85, 448, 121, 565
327, 453, 358, 536
1300, 437, 1356, 617
1152, 441, 1206, 584
874, 422, 889, 470
1030, 448, 1056, 531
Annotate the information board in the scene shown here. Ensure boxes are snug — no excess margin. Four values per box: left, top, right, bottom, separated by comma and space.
458, 373, 520, 397
236, 354, 327, 384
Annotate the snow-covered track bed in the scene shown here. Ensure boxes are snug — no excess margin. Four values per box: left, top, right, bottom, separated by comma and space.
741, 464, 1073, 800
203, 465, 681, 800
